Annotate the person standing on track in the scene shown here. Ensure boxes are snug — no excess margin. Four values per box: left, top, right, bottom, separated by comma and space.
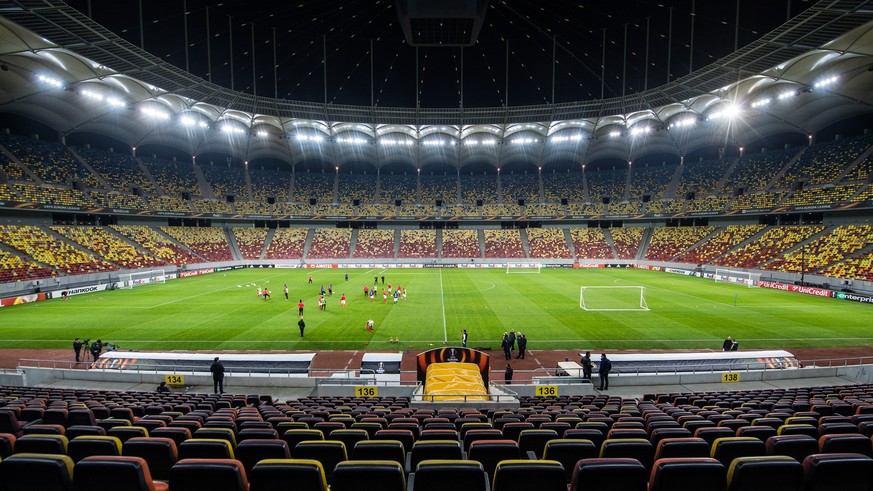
298, 299, 305, 316
461, 329, 468, 348
581, 351, 593, 380
210, 357, 225, 394
598, 353, 612, 391
516, 333, 526, 359
283, 284, 289, 300
298, 316, 305, 337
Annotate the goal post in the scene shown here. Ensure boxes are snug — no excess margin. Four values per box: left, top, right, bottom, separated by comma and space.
580, 286, 650, 311
714, 269, 761, 288
120, 269, 166, 289
506, 263, 542, 274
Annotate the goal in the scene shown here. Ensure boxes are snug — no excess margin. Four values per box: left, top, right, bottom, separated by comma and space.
714, 269, 761, 288
579, 286, 650, 311
506, 263, 542, 274
121, 269, 166, 289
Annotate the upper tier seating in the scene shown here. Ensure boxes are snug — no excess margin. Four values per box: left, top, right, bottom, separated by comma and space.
74, 146, 156, 194
645, 226, 716, 261
525, 203, 564, 216
160, 227, 233, 262
675, 159, 729, 197
249, 168, 291, 203
294, 173, 334, 203
482, 204, 521, 216
629, 164, 676, 200
141, 157, 200, 197
460, 175, 499, 204
500, 173, 539, 203
51, 226, 165, 270
483, 229, 525, 259
399, 205, 437, 218
714, 225, 825, 269
307, 229, 352, 259
0, 225, 114, 275
0, 134, 99, 186
644, 200, 684, 214
353, 230, 395, 259
725, 149, 796, 192
775, 135, 873, 188
526, 228, 572, 259
201, 164, 248, 200
730, 192, 784, 210
543, 171, 585, 202
191, 199, 233, 214
673, 224, 765, 265
232, 228, 268, 260
147, 196, 193, 212
14, 184, 93, 207
586, 167, 627, 202
264, 228, 307, 259
441, 230, 480, 258
569, 228, 613, 259
90, 191, 149, 210
358, 204, 395, 216
419, 174, 457, 204
610, 227, 645, 260
111, 225, 202, 266
441, 205, 480, 218
780, 184, 862, 206
685, 197, 731, 213
607, 201, 642, 216
398, 230, 437, 258
567, 202, 605, 215
379, 174, 418, 203
337, 174, 377, 203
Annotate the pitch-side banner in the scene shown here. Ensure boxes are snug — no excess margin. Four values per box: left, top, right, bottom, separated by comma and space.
759, 281, 832, 297
0, 293, 47, 307
47, 283, 109, 299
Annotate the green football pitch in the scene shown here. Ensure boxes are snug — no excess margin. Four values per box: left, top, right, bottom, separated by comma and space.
2, 267, 872, 351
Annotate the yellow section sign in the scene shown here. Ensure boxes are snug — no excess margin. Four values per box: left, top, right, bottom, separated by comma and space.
164, 374, 185, 386
535, 385, 558, 397
355, 386, 378, 397
721, 372, 741, 383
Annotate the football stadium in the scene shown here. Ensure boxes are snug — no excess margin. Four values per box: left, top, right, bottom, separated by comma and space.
0, 1, 873, 489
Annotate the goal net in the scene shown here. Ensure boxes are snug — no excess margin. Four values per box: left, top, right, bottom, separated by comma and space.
714, 269, 761, 288
580, 286, 650, 311
121, 269, 166, 289
506, 263, 542, 274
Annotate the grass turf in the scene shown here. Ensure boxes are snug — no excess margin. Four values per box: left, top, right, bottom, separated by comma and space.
2, 267, 871, 351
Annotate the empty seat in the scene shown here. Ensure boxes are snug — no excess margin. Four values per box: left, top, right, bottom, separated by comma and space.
492, 459, 566, 491
169, 458, 248, 491
419, 429, 460, 442
66, 425, 106, 439
463, 428, 504, 452
331, 460, 405, 491
726, 455, 803, 491
711, 437, 766, 468
802, 453, 873, 491
352, 439, 405, 465
542, 439, 598, 483
238, 428, 280, 442
75, 455, 169, 491
122, 437, 178, 481
570, 458, 647, 491
0, 453, 75, 491
818, 423, 860, 437
0, 433, 15, 458
654, 437, 711, 460
406, 440, 464, 473
248, 458, 327, 491
235, 439, 290, 475
107, 426, 149, 443
409, 460, 489, 491
329, 429, 369, 449
281, 429, 324, 451
518, 429, 558, 459
14, 434, 68, 455
68, 435, 122, 462
23, 424, 65, 436
374, 429, 414, 453
467, 439, 521, 479
564, 429, 605, 451
695, 427, 736, 446
150, 427, 192, 448
766, 434, 819, 463
502, 422, 536, 442
649, 427, 693, 447
777, 424, 819, 439
292, 440, 347, 481
818, 433, 873, 456
736, 426, 778, 443
178, 438, 235, 460
194, 427, 238, 448
648, 457, 726, 491
600, 438, 655, 472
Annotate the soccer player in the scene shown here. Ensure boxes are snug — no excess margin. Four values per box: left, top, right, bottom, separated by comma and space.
262, 288, 271, 300
283, 284, 289, 300
402, 288, 407, 301
381, 275, 385, 285
318, 295, 324, 311
308, 274, 313, 284
328, 284, 333, 296
320, 285, 325, 296
340, 294, 346, 308
364, 285, 369, 298
298, 299, 305, 316
345, 273, 349, 281
388, 284, 392, 295
393, 290, 399, 304
366, 319, 374, 332
370, 290, 375, 302
382, 289, 387, 304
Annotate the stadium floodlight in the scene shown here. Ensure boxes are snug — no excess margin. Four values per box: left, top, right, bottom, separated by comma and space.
336, 136, 367, 144
180, 116, 196, 127
670, 117, 696, 129
777, 90, 796, 100
709, 102, 741, 120
550, 134, 584, 143
464, 139, 479, 146
750, 98, 771, 108
256, 130, 268, 137
481, 139, 497, 145
295, 134, 324, 143
221, 125, 245, 135
630, 126, 651, 137
37, 74, 63, 88
423, 139, 445, 146
81, 89, 103, 102
814, 75, 838, 88
511, 138, 537, 144
141, 107, 170, 121
609, 131, 621, 138
106, 97, 125, 108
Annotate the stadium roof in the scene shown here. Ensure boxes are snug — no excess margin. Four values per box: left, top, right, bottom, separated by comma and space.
0, 0, 872, 168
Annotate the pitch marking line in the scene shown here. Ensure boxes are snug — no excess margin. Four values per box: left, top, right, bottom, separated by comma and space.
439, 269, 448, 343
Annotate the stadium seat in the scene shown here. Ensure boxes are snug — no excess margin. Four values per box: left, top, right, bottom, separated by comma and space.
0, 433, 15, 458
66, 425, 105, 439
0, 453, 75, 491
517, 429, 558, 458
292, 440, 347, 481
75, 455, 169, 491
14, 434, 68, 455
281, 428, 325, 450
818, 433, 873, 456
374, 429, 415, 453
107, 426, 149, 443
352, 439, 405, 465
406, 439, 464, 473
169, 458, 248, 491
726, 455, 803, 491
234, 439, 290, 475
150, 427, 192, 447
600, 438, 655, 472
178, 438, 235, 460
248, 458, 327, 491
408, 460, 489, 491
331, 460, 406, 491
648, 457, 726, 491
68, 435, 122, 462
122, 436, 178, 481
802, 453, 873, 491
23, 424, 65, 436
654, 437, 712, 460
463, 428, 504, 451
541, 439, 598, 482
419, 429, 460, 441
649, 427, 693, 446
328, 428, 369, 449
194, 427, 238, 448
0, 410, 26, 437
711, 437, 766, 468
467, 439, 522, 479
736, 425, 778, 443
492, 459, 566, 491
564, 429, 605, 451
695, 427, 736, 446
570, 457, 647, 491
777, 424, 819, 438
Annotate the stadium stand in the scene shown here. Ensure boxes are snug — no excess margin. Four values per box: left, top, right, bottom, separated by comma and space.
822, 251, 873, 282
307, 229, 352, 259
713, 225, 826, 269
607, 201, 642, 216
337, 173, 377, 203
160, 227, 233, 262
482, 204, 521, 216
111, 225, 202, 266
685, 196, 731, 213
525, 203, 564, 216
780, 184, 862, 206
526, 228, 572, 259
724, 149, 796, 192
379, 174, 418, 203
399, 204, 437, 217
0, 134, 99, 187
441, 230, 481, 258
294, 172, 334, 203
775, 135, 873, 188
264, 228, 308, 259
201, 164, 249, 201
609, 227, 645, 260
543, 171, 585, 203
147, 196, 193, 213
569, 228, 613, 260
0, 225, 114, 275
586, 167, 627, 202
248, 167, 291, 203
353, 230, 395, 258
231, 201, 272, 215
419, 173, 457, 205
629, 164, 676, 200
314, 204, 353, 216
191, 199, 234, 214
141, 157, 200, 197
729, 192, 784, 210
460, 175, 499, 204
500, 173, 539, 203
90, 190, 149, 210
675, 159, 729, 197
765, 225, 873, 273
0, 249, 56, 283
483, 229, 526, 259
232, 228, 268, 260
673, 224, 765, 265
358, 204, 395, 216
644, 199, 684, 214
398, 230, 437, 258
51, 226, 165, 270
645, 226, 716, 261
74, 146, 156, 195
